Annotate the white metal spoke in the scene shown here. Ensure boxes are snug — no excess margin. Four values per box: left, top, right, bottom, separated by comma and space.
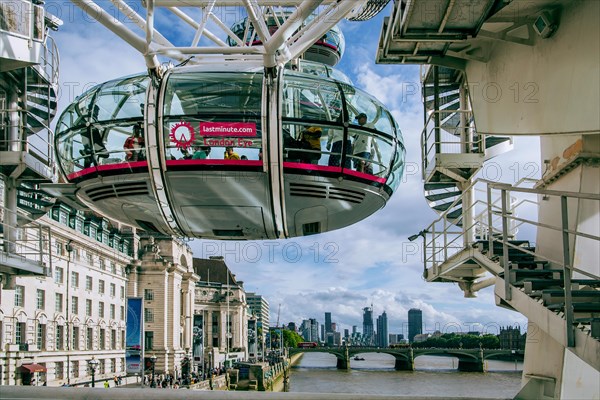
191, 0, 216, 47
69, 0, 378, 69
264, 0, 322, 53
167, 7, 228, 47
287, 1, 359, 60
243, 0, 273, 47
110, 0, 173, 48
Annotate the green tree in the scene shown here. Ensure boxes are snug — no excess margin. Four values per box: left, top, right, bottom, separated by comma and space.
282, 329, 305, 348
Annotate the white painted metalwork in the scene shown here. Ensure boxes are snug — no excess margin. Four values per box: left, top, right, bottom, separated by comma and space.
68, 0, 380, 71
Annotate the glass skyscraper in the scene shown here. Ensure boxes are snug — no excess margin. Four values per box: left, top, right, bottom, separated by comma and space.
408, 308, 423, 343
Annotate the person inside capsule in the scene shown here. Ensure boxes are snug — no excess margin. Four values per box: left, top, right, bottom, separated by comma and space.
123, 124, 145, 162
224, 146, 241, 160
192, 146, 211, 159
353, 113, 381, 174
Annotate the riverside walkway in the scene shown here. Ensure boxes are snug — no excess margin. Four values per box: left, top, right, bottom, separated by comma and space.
288, 346, 524, 372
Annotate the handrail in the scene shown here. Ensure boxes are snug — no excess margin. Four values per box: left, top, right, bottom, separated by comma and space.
420, 109, 479, 179
0, 203, 53, 274
489, 182, 600, 201
0, 107, 55, 170
418, 178, 599, 348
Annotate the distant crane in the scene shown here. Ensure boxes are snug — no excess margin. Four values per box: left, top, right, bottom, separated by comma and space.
276, 303, 282, 352
276, 303, 281, 328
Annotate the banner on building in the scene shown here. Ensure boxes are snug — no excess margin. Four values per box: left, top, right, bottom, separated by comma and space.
126, 297, 143, 375
193, 314, 203, 362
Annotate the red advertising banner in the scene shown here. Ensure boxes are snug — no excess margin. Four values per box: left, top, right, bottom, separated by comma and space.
199, 122, 257, 137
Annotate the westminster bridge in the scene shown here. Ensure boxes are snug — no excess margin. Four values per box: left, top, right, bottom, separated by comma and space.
288, 346, 524, 372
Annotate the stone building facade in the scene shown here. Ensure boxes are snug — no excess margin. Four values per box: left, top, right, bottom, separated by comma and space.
0, 203, 134, 386
192, 257, 248, 371
0, 201, 244, 386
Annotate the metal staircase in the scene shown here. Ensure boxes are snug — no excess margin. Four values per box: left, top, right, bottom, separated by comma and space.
417, 179, 600, 375
1, 0, 60, 278
420, 65, 513, 227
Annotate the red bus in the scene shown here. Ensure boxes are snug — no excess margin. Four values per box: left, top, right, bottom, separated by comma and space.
298, 342, 318, 348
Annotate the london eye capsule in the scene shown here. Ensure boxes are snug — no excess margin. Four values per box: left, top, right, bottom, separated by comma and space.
54, 60, 405, 240
227, 14, 346, 67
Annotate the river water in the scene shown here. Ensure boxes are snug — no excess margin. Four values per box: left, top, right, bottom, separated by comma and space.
289, 352, 524, 398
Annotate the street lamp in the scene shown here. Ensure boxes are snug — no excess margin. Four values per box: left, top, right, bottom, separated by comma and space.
87, 357, 99, 387
150, 354, 157, 388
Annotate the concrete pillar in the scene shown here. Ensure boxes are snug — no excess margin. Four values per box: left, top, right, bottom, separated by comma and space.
336, 356, 349, 370
457, 356, 484, 372
394, 349, 414, 371
336, 346, 350, 369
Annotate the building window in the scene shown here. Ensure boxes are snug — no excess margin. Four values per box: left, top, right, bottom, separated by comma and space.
111, 329, 116, 350
14, 285, 25, 307
99, 257, 106, 270
55, 267, 64, 284
120, 306, 125, 321
36, 289, 44, 309
144, 289, 154, 301
55, 361, 64, 379
144, 308, 154, 323
213, 337, 219, 347
71, 296, 79, 314
120, 286, 125, 299
111, 358, 117, 373
86, 253, 93, 266
111, 262, 117, 274
99, 329, 106, 350
99, 302, 104, 318
72, 360, 79, 378
86, 276, 93, 291
145, 331, 154, 350
87, 327, 94, 350
72, 326, 79, 350
56, 325, 64, 350
71, 271, 79, 288
86, 299, 92, 317
110, 283, 116, 297
99, 359, 105, 374
99, 280, 105, 294
110, 304, 115, 320
55, 293, 63, 313
37, 323, 46, 350
15, 322, 25, 344
212, 312, 219, 334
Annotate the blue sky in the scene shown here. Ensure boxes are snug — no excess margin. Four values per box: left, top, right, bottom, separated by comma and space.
48, 1, 538, 338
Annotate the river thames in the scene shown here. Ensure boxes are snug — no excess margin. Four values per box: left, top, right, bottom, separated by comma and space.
289, 352, 523, 398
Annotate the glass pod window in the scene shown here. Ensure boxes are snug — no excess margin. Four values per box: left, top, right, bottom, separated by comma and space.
282, 75, 343, 167
55, 74, 148, 178
163, 72, 263, 162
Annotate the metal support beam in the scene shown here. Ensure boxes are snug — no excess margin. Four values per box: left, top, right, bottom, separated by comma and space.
561, 195, 575, 347
501, 189, 511, 301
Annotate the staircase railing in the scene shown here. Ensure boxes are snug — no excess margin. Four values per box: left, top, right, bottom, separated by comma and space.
417, 179, 600, 347
0, 202, 53, 274
491, 183, 600, 347
419, 178, 526, 274
421, 109, 483, 180
37, 34, 60, 86
0, 107, 55, 174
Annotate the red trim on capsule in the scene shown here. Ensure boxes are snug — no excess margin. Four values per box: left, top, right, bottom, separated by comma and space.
166, 159, 263, 167
66, 161, 148, 180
